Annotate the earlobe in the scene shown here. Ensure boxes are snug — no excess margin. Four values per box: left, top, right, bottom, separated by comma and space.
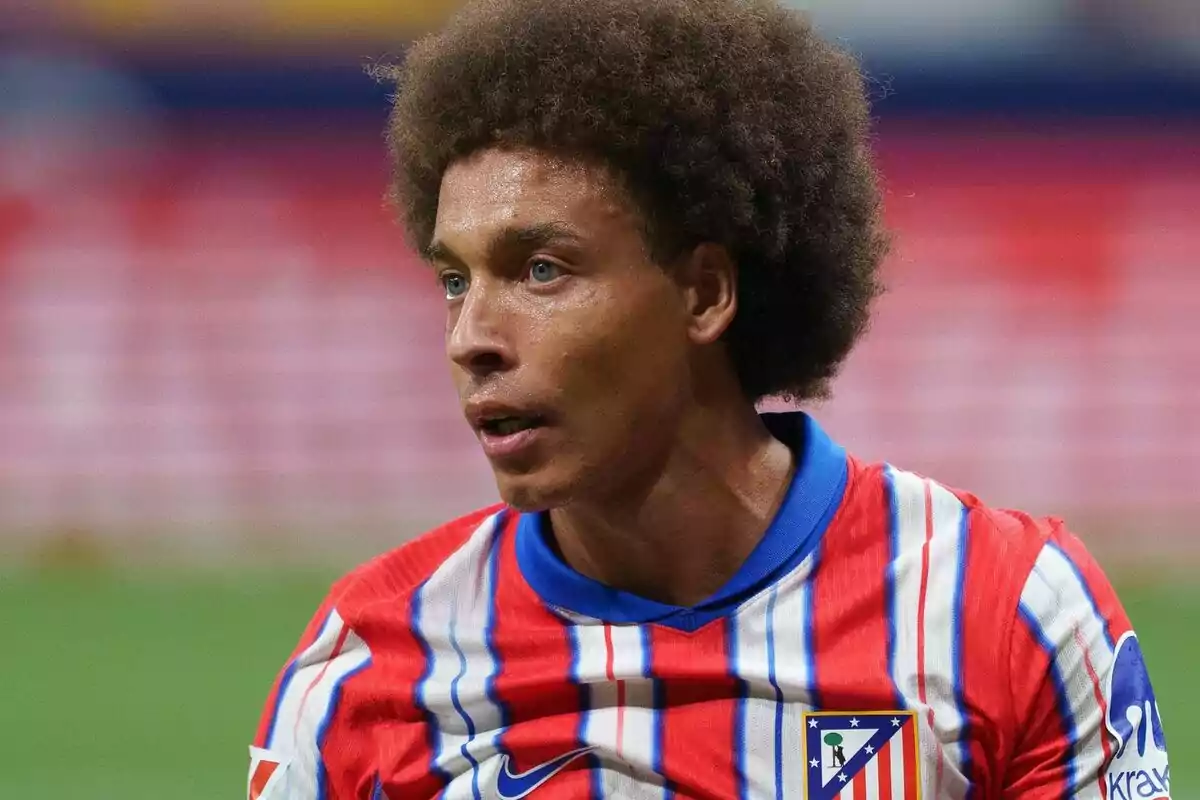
684, 243, 738, 346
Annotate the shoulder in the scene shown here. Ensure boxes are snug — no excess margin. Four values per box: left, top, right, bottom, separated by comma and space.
328, 503, 510, 626
845, 456, 1112, 630
250, 504, 512, 783
847, 457, 1056, 557
843, 459, 1136, 738
265, 502, 510, 712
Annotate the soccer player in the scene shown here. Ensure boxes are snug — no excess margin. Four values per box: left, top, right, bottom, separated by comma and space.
249, 0, 1170, 798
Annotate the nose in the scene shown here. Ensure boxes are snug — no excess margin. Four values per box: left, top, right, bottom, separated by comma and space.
446, 281, 517, 378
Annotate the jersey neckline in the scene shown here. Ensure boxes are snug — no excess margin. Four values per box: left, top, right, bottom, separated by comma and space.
515, 411, 848, 631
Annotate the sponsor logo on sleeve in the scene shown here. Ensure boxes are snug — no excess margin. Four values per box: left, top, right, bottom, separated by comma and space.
1104, 632, 1169, 800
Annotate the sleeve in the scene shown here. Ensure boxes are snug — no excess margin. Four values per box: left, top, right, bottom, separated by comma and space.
1003, 523, 1171, 799
248, 591, 376, 800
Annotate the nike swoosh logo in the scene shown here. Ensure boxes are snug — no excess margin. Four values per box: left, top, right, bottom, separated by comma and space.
495, 747, 595, 799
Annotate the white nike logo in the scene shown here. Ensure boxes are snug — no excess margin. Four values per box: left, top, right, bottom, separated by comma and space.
494, 747, 595, 799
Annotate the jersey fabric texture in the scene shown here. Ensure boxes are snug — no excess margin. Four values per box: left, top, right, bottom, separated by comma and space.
250, 412, 1170, 800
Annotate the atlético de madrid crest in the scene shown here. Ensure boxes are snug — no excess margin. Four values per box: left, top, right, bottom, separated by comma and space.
802, 711, 921, 799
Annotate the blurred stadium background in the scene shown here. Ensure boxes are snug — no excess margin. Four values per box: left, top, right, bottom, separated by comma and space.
1, 1, 1197, 797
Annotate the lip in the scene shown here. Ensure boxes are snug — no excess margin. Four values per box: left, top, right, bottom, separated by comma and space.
477, 424, 548, 461
464, 399, 549, 430
463, 398, 554, 463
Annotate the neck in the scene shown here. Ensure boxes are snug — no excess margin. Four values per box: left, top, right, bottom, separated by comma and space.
547, 400, 795, 607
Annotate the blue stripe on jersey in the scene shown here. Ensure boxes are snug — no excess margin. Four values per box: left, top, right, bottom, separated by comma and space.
882, 467, 906, 711
1017, 601, 1079, 793
952, 503, 974, 796
640, 625, 654, 682
447, 613, 484, 800
804, 543, 823, 709
265, 660, 299, 750
483, 520, 511, 735
265, 610, 335, 749
371, 775, 387, 800
765, 587, 785, 800
1046, 540, 1117, 651
411, 585, 453, 791
727, 617, 748, 800
315, 656, 373, 800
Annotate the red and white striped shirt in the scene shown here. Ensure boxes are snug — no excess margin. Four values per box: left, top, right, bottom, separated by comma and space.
250, 413, 1169, 800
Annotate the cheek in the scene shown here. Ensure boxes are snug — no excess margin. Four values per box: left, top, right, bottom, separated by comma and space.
550, 293, 687, 415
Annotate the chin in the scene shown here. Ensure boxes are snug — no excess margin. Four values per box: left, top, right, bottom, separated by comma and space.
492, 469, 575, 513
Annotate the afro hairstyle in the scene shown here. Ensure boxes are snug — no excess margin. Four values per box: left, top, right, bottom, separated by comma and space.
377, 0, 888, 402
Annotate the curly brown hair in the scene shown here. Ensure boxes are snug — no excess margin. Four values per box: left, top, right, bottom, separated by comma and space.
376, 0, 888, 402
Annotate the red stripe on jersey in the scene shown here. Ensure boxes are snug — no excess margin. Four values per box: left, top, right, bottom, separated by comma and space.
1002, 605, 1072, 798
1073, 623, 1112, 771
902, 719, 918, 797
1074, 624, 1112, 800
308, 656, 375, 797
853, 771, 867, 800
491, 517, 593, 796
878, 739, 894, 800
604, 624, 615, 680
352, 599, 440, 796
345, 594, 439, 797
808, 465, 893, 709
954, 504, 1040, 793
649, 621, 739, 799
916, 482, 932, 702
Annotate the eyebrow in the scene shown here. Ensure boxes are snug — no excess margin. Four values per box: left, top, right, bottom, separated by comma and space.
423, 221, 584, 265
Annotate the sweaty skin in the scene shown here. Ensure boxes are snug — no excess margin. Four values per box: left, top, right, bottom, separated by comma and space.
429, 148, 794, 607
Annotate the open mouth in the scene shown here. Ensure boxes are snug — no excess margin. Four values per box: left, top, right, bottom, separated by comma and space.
479, 415, 546, 437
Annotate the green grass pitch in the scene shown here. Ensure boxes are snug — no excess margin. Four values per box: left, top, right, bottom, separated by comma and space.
1, 569, 1192, 799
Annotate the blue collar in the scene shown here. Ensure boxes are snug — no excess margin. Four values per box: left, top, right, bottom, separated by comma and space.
515, 412, 848, 631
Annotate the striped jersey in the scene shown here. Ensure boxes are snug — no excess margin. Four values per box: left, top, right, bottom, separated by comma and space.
249, 412, 1170, 800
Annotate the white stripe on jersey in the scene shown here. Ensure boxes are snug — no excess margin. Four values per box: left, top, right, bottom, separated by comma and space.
889, 735, 910, 800
570, 621, 665, 799
885, 468, 970, 799
267, 609, 373, 799
1018, 542, 1117, 800
731, 553, 818, 800
412, 511, 507, 800
268, 611, 341, 750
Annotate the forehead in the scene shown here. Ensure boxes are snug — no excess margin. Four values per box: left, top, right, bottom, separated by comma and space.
433, 148, 635, 247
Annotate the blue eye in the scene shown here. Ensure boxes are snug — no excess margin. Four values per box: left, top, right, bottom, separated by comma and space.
441, 272, 468, 299
528, 259, 562, 284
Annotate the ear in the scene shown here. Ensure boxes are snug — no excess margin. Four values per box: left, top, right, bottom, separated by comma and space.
677, 242, 738, 346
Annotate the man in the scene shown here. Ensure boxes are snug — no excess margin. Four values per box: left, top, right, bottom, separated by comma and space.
249, 0, 1170, 798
